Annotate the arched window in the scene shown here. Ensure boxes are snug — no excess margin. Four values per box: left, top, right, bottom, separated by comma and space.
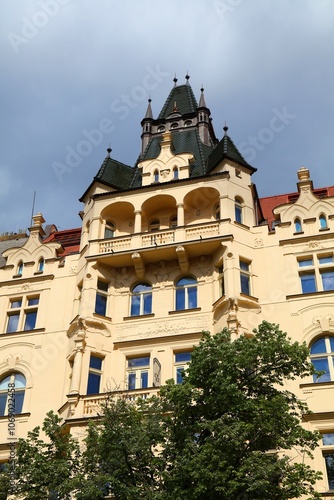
310, 336, 334, 383
184, 120, 192, 127
170, 122, 178, 129
104, 221, 115, 239
17, 261, 23, 276
157, 125, 165, 133
154, 170, 159, 182
130, 283, 152, 316
215, 204, 220, 220
0, 373, 26, 416
294, 218, 302, 233
175, 277, 197, 310
234, 198, 243, 224
320, 214, 328, 229
149, 219, 160, 231
38, 258, 44, 272
173, 167, 178, 179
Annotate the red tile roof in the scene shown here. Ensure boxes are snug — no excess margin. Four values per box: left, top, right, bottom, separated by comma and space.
43, 228, 81, 256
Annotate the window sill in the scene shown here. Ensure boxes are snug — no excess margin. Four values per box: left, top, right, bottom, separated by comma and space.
300, 381, 334, 389
168, 307, 201, 315
293, 231, 304, 235
287, 289, 334, 299
123, 313, 155, 320
319, 227, 330, 232
1, 328, 45, 337
93, 313, 112, 321
0, 412, 31, 421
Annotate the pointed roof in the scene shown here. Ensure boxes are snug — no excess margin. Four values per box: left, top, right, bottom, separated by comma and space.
144, 98, 153, 119
198, 87, 207, 108
158, 84, 198, 119
207, 133, 256, 173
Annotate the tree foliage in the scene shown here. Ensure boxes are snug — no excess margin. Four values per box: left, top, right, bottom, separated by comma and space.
2, 322, 322, 499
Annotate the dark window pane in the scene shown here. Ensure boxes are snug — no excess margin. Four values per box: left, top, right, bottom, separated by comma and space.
97, 280, 109, 292
322, 434, 334, 445
14, 391, 24, 414
235, 205, 242, 223
176, 288, 185, 310
14, 374, 26, 388
324, 453, 334, 490
240, 261, 249, 272
141, 371, 148, 388
128, 373, 136, 390
87, 373, 101, 394
177, 277, 196, 286
312, 358, 330, 382
175, 352, 191, 363
6, 314, 20, 333
0, 394, 6, 416
319, 256, 333, 265
128, 357, 149, 368
330, 338, 334, 352
240, 274, 250, 295
28, 297, 39, 306
130, 294, 140, 316
321, 271, 334, 291
176, 367, 184, 384
11, 300, 22, 308
24, 311, 37, 330
133, 283, 152, 293
188, 286, 197, 308
310, 338, 327, 354
300, 273, 316, 293
90, 356, 102, 370
298, 259, 313, 267
95, 293, 107, 316
143, 293, 152, 314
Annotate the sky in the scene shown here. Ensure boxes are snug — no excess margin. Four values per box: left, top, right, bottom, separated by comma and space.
1, 0, 334, 234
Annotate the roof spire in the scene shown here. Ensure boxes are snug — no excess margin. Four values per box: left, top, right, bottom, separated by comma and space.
173, 101, 179, 112
107, 145, 112, 157
173, 74, 178, 87
199, 86, 207, 108
144, 98, 153, 119
185, 71, 190, 84
223, 122, 229, 136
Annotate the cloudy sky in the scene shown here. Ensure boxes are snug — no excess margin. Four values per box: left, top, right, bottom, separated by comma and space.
1, 0, 333, 234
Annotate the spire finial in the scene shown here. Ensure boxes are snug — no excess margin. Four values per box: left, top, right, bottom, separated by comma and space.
223, 122, 228, 136
173, 74, 178, 87
173, 101, 179, 112
185, 71, 190, 84
107, 145, 112, 157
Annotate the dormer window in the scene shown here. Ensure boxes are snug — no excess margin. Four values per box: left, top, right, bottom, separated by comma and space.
170, 122, 178, 130
157, 125, 165, 133
294, 218, 302, 233
184, 120, 192, 127
173, 167, 178, 179
319, 214, 328, 229
154, 170, 159, 182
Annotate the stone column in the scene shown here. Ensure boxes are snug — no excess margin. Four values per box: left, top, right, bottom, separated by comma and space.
134, 210, 142, 233
177, 203, 184, 226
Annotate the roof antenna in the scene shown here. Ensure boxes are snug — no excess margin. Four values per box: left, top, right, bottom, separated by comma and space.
30, 190, 36, 227
223, 122, 229, 136
185, 71, 190, 84
173, 74, 178, 87
107, 144, 112, 158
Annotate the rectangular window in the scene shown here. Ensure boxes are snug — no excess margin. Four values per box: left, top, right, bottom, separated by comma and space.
127, 356, 150, 390
298, 254, 334, 294
95, 280, 108, 316
322, 434, 334, 490
6, 296, 39, 333
175, 352, 192, 384
218, 265, 225, 296
87, 355, 103, 395
240, 260, 251, 295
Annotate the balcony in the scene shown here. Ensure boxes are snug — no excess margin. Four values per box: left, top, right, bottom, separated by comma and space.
87, 220, 232, 267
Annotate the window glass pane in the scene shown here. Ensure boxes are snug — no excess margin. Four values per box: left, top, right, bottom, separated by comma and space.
141, 371, 148, 388
11, 300, 22, 308
235, 205, 242, 223
24, 311, 37, 330
90, 356, 102, 370
38, 260, 44, 271
321, 271, 334, 291
6, 314, 20, 333
294, 219, 302, 232
324, 454, 334, 490
175, 352, 192, 363
330, 338, 334, 352
128, 357, 149, 368
130, 294, 140, 316
177, 277, 196, 286
311, 338, 327, 354
28, 297, 39, 306
298, 259, 313, 267
14, 374, 26, 389
176, 288, 185, 310
14, 391, 24, 414
95, 293, 107, 316
319, 256, 333, 265
240, 274, 250, 295
176, 367, 184, 384
240, 261, 249, 272
322, 434, 334, 445
0, 394, 6, 416
300, 273, 316, 293
143, 293, 152, 315
312, 358, 330, 382
128, 373, 136, 390
87, 373, 101, 394
133, 283, 151, 293
320, 216, 327, 229
97, 280, 108, 292
188, 286, 197, 308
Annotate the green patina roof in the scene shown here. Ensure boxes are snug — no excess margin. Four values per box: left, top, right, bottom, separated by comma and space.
158, 84, 198, 119
207, 134, 256, 172
94, 157, 134, 189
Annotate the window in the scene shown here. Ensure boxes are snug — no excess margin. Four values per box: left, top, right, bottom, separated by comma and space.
130, 283, 152, 316
173, 167, 178, 179
170, 216, 177, 228
240, 260, 251, 295
17, 261, 23, 276
218, 265, 225, 296
320, 214, 328, 229
321, 433, 334, 490
6, 296, 39, 333
175, 352, 191, 384
157, 125, 165, 133
294, 218, 302, 233
310, 336, 334, 383
175, 277, 197, 310
170, 122, 178, 129
298, 254, 334, 293
0, 373, 26, 416
127, 356, 150, 390
37, 258, 44, 272
235, 197, 243, 224
215, 204, 220, 220
87, 355, 103, 395
104, 221, 115, 239
153, 170, 159, 182
184, 120, 192, 127
95, 280, 108, 316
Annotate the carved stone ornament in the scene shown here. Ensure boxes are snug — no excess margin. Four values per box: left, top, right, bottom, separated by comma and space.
5, 353, 23, 369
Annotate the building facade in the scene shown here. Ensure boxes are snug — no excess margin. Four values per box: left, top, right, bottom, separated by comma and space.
1, 79, 334, 495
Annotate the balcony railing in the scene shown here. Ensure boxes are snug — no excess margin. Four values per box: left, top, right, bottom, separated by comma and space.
97, 221, 222, 255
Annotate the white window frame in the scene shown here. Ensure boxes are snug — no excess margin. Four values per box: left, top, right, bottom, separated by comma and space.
298, 254, 334, 293
126, 356, 150, 390
6, 296, 39, 333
